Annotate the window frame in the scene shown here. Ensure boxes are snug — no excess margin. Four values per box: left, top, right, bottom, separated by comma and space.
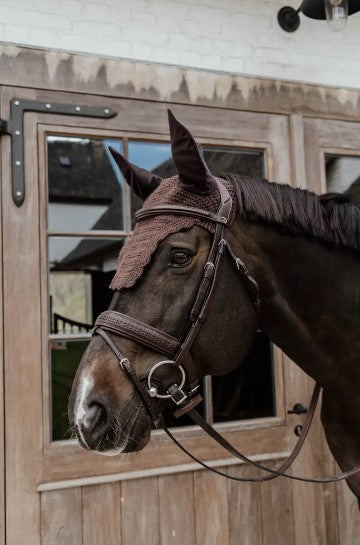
38, 118, 291, 485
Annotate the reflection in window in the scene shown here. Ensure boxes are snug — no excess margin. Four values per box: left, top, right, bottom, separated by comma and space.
47, 136, 124, 231
325, 155, 360, 205
128, 141, 176, 221
204, 147, 275, 423
212, 332, 275, 422
203, 147, 264, 179
51, 339, 89, 441
47, 138, 276, 440
49, 237, 123, 333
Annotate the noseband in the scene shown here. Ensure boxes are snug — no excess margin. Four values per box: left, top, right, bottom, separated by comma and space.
93, 179, 360, 484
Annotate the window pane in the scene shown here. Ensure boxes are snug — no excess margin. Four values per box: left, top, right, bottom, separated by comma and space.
51, 338, 89, 441
49, 237, 123, 333
47, 136, 125, 231
128, 141, 175, 223
203, 147, 264, 178
325, 154, 360, 202
212, 332, 275, 423
203, 148, 275, 423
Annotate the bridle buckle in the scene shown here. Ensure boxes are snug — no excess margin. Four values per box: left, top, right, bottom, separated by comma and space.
168, 384, 188, 406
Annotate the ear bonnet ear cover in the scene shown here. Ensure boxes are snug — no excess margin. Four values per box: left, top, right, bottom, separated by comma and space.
110, 176, 236, 291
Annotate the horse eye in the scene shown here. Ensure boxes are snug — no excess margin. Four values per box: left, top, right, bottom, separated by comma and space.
171, 251, 192, 267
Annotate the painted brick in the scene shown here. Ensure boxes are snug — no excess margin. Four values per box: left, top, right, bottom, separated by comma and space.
32, 0, 61, 11
168, 33, 201, 52
0, 0, 359, 88
149, 0, 189, 17
120, 28, 168, 46
200, 53, 222, 70
130, 11, 157, 27
151, 47, 177, 65
131, 43, 153, 61
61, 1, 85, 18
82, 3, 110, 21
3, 24, 31, 43
178, 50, 201, 67
75, 21, 119, 38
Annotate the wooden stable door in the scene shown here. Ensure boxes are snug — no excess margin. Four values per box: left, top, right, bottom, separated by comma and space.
303, 117, 360, 543
0, 85, 342, 545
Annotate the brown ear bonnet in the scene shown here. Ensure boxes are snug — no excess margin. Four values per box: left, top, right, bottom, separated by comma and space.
109, 111, 236, 291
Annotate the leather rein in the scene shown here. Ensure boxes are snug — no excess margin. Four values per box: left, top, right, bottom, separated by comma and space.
93, 179, 360, 484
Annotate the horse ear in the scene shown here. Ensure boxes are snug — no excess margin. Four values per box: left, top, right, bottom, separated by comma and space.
167, 110, 217, 195
108, 147, 162, 200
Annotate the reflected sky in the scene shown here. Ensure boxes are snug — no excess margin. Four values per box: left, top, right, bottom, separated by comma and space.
128, 141, 172, 171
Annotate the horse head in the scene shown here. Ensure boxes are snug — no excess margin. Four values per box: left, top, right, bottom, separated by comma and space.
68, 111, 258, 454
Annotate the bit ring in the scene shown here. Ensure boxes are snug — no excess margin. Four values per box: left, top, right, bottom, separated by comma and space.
147, 360, 186, 399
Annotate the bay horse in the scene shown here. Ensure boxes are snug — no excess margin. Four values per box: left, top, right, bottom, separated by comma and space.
68, 111, 360, 503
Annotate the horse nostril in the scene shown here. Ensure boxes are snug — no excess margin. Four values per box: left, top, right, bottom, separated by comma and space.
82, 400, 109, 434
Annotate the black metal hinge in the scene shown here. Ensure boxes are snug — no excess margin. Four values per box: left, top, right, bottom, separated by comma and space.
0, 98, 117, 207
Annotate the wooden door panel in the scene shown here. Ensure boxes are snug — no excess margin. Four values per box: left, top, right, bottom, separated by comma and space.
1, 85, 321, 545
41, 488, 82, 545
303, 116, 360, 542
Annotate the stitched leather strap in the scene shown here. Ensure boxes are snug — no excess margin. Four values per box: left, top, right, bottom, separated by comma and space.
136, 205, 228, 224
95, 328, 161, 423
95, 311, 180, 357
162, 384, 360, 483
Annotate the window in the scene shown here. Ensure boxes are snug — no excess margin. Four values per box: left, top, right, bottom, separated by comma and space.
48, 136, 275, 441
325, 154, 360, 200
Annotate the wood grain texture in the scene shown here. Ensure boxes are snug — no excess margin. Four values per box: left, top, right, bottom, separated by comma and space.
121, 476, 159, 545
227, 464, 262, 545
158, 472, 196, 545
82, 483, 122, 545
2, 88, 43, 545
41, 488, 82, 545
194, 469, 229, 545
38, 103, 294, 485
303, 116, 360, 543
260, 460, 296, 545
337, 480, 360, 545
0, 87, 5, 545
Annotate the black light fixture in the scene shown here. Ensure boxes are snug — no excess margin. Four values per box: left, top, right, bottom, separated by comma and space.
278, 0, 360, 32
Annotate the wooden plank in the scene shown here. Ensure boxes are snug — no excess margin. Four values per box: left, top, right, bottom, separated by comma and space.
2, 89, 43, 545
82, 483, 122, 545
260, 460, 296, 545
283, 357, 328, 545
158, 472, 195, 545
227, 464, 262, 545
0, 88, 5, 545
121, 476, 159, 545
337, 480, 360, 545
3, 45, 360, 123
41, 488, 82, 545
194, 469, 229, 545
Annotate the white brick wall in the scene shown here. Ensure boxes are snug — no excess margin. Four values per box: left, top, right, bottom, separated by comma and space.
1, 0, 360, 88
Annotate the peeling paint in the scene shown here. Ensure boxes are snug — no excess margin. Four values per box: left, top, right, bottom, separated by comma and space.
0, 44, 359, 122
45, 50, 70, 82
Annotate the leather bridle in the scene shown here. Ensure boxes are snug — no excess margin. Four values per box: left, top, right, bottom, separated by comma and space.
93, 179, 360, 484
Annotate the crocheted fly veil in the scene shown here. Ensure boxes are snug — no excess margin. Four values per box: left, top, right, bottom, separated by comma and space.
109, 111, 236, 292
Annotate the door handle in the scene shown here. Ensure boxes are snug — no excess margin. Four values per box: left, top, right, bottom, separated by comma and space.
288, 403, 308, 415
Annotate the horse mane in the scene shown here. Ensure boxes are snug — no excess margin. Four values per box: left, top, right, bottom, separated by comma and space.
222, 173, 360, 253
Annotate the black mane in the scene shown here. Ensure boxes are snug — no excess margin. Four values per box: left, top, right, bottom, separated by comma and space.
223, 174, 360, 253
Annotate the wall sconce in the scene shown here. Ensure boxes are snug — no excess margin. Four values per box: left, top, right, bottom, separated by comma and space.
277, 0, 360, 32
